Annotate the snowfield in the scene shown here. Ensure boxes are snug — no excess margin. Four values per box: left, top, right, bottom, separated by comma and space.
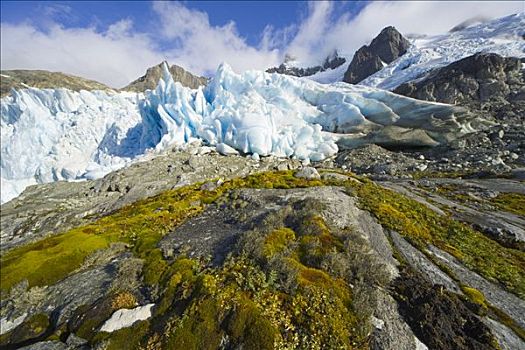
0, 62, 478, 204
305, 13, 525, 87
361, 13, 525, 90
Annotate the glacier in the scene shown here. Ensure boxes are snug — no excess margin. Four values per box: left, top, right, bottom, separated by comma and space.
361, 13, 525, 90
302, 13, 525, 87
1, 62, 473, 204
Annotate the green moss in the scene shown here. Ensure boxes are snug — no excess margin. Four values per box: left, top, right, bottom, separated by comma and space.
461, 286, 487, 308
17, 170, 520, 348
263, 228, 296, 258
349, 181, 525, 298
1, 171, 329, 294
489, 305, 525, 341
103, 320, 150, 350
490, 193, 525, 216
167, 298, 223, 350
226, 297, 277, 350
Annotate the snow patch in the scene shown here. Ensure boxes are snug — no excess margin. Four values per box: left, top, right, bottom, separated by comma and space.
414, 336, 429, 350
0, 314, 27, 335
100, 304, 154, 333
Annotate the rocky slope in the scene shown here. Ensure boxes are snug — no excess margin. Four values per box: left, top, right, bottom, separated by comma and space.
122, 61, 208, 91
343, 26, 410, 84
0, 159, 523, 350
0, 70, 112, 97
393, 53, 525, 110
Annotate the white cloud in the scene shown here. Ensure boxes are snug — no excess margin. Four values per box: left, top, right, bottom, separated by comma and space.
151, 1, 281, 76
0, 21, 163, 88
0, 1, 522, 87
289, 1, 524, 64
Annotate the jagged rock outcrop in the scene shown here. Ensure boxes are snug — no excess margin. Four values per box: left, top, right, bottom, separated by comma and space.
394, 53, 525, 107
122, 61, 207, 91
0, 70, 111, 97
344, 26, 410, 84
266, 51, 346, 77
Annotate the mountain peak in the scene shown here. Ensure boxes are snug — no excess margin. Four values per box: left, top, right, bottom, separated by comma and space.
343, 26, 410, 84
123, 62, 207, 92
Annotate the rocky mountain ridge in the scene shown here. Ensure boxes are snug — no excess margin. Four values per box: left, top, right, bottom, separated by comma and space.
122, 61, 208, 92
394, 53, 525, 111
343, 26, 410, 84
0, 70, 113, 97
266, 51, 346, 78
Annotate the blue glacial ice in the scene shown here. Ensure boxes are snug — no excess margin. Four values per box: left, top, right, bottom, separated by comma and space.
1, 62, 471, 203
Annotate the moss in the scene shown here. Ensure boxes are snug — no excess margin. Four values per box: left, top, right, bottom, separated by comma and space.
489, 192, 525, 216
12, 171, 507, 348
348, 181, 525, 298
226, 297, 277, 349
166, 298, 223, 350
103, 320, 150, 350
489, 305, 525, 341
263, 228, 296, 258
1, 171, 330, 294
461, 286, 488, 309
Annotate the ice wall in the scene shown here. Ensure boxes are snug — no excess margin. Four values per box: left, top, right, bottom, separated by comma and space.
1, 62, 472, 204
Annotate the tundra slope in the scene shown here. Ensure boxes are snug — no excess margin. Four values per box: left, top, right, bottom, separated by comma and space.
0, 167, 523, 350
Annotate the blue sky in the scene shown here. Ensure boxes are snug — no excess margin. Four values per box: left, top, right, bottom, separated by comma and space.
1, 1, 522, 87
0, 1, 367, 48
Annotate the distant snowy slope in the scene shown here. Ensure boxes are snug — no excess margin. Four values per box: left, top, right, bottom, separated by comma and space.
361, 13, 525, 90
1, 63, 473, 204
306, 61, 350, 84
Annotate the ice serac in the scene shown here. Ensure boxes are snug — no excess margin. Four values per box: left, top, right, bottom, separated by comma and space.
1, 88, 142, 203
1, 62, 475, 204
143, 62, 473, 153
140, 62, 338, 161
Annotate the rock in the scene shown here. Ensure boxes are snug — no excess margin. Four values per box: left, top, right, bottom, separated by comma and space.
344, 26, 410, 84
320, 172, 349, 181
187, 155, 200, 169
294, 167, 320, 180
200, 181, 220, 192
19, 341, 68, 350
394, 53, 524, 111
1, 313, 51, 347
0, 313, 27, 335
276, 163, 289, 171
216, 143, 239, 156
343, 46, 384, 84
123, 61, 207, 92
510, 168, 525, 180
66, 333, 89, 347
